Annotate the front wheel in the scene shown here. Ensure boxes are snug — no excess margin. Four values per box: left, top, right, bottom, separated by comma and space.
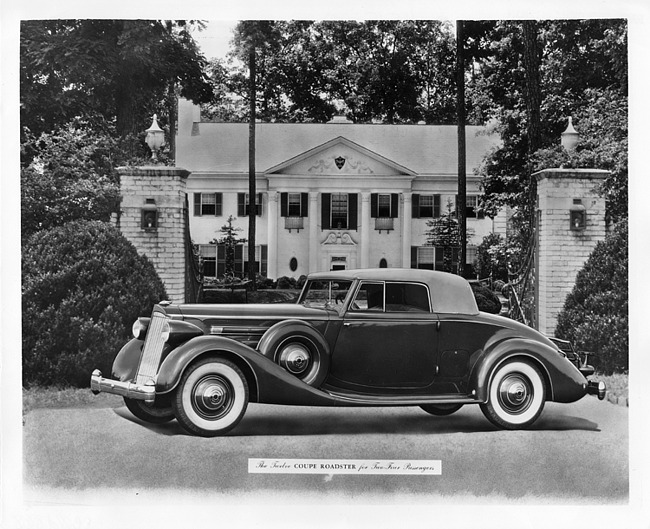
420, 403, 464, 416
173, 357, 249, 437
124, 397, 174, 424
480, 360, 546, 429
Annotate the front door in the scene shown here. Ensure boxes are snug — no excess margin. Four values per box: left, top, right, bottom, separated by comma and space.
330, 281, 438, 389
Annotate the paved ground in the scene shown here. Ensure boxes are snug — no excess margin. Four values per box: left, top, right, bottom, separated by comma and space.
22, 394, 627, 506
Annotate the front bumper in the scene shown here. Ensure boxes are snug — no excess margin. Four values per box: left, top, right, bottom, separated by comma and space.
586, 379, 606, 400
90, 369, 156, 403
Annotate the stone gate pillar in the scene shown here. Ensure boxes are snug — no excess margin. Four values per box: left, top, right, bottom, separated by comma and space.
535, 168, 609, 335
118, 166, 191, 303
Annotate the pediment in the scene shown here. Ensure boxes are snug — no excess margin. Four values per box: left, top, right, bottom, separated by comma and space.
265, 136, 416, 177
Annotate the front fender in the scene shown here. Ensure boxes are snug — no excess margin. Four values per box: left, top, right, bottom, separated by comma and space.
469, 338, 588, 403
112, 339, 143, 382
154, 335, 339, 406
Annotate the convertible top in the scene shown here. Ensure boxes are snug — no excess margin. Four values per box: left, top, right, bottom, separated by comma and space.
307, 268, 479, 315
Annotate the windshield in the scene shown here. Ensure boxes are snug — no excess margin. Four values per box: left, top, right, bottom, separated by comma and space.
298, 279, 353, 308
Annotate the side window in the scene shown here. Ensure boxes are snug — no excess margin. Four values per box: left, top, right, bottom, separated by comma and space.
350, 282, 384, 311
385, 283, 431, 312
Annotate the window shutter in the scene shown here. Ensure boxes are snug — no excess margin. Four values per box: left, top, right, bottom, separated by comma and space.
412, 194, 420, 219
280, 192, 288, 217
434, 195, 441, 218
411, 246, 418, 269
234, 245, 244, 277
256, 193, 263, 216
321, 194, 331, 229
194, 193, 201, 216
371, 193, 378, 218
215, 193, 222, 216
390, 194, 399, 218
348, 193, 358, 230
237, 193, 245, 217
301, 193, 309, 217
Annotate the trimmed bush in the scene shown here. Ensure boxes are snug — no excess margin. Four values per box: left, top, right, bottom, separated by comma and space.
22, 220, 167, 387
470, 284, 502, 314
276, 276, 297, 289
555, 220, 628, 374
476, 233, 510, 282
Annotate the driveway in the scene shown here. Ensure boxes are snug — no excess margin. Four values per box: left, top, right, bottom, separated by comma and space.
22, 394, 627, 505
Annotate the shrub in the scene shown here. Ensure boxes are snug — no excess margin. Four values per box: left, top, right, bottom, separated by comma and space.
276, 276, 297, 289
296, 275, 308, 289
22, 220, 167, 387
554, 220, 628, 374
476, 233, 510, 282
470, 284, 502, 314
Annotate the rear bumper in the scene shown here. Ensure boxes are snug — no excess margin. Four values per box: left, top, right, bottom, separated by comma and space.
90, 369, 156, 403
586, 379, 606, 400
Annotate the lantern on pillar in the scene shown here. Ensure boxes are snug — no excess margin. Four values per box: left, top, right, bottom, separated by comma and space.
569, 199, 586, 231
145, 114, 165, 161
561, 117, 579, 152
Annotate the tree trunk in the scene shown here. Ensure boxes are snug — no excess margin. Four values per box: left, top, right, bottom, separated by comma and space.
522, 20, 542, 232
456, 20, 467, 277
247, 48, 257, 291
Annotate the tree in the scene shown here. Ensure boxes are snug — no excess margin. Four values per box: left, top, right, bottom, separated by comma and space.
20, 121, 122, 239
211, 215, 246, 279
554, 220, 628, 374
425, 200, 462, 273
22, 220, 167, 387
20, 20, 213, 144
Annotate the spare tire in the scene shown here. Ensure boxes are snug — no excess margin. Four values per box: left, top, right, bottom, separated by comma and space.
257, 320, 330, 387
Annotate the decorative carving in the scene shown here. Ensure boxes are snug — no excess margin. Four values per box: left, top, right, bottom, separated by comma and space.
322, 231, 357, 246
335, 156, 346, 169
307, 155, 374, 175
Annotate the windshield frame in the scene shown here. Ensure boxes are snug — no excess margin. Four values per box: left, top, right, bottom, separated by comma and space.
297, 278, 356, 311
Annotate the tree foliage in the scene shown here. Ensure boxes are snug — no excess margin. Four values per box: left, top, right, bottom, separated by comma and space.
22, 220, 168, 387
554, 220, 628, 374
20, 20, 213, 141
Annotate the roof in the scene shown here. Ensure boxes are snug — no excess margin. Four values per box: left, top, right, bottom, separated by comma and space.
307, 268, 479, 315
176, 118, 500, 177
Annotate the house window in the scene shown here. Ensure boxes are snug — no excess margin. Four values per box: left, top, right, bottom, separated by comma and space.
321, 193, 358, 230
199, 245, 217, 277
466, 245, 478, 265
237, 193, 263, 217
378, 194, 391, 217
280, 192, 309, 218
331, 193, 348, 229
242, 244, 268, 277
194, 193, 222, 216
414, 246, 435, 270
465, 196, 484, 219
371, 193, 399, 218
289, 193, 302, 216
412, 194, 441, 218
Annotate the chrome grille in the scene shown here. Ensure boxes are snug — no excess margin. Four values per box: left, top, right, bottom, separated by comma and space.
135, 308, 169, 385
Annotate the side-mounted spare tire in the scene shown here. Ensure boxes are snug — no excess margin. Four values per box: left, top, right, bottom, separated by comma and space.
257, 320, 330, 387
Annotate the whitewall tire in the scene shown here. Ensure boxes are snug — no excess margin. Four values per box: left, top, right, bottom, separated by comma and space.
173, 357, 249, 437
480, 360, 546, 429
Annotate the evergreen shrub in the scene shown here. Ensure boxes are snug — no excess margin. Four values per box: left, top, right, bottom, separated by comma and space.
22, 220, 167, 387
555, 220, 628, 374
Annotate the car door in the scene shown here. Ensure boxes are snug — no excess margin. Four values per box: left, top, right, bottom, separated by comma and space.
330, 281, 439, 389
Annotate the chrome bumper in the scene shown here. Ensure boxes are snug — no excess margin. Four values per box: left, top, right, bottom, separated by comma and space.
586, 379, 606, 400
90, 369, 156, 403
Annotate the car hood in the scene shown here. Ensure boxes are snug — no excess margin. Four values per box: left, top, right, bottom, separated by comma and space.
166, 302, 333, 323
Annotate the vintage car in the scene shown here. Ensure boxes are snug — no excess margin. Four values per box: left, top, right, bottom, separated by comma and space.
91, 268, 606, 437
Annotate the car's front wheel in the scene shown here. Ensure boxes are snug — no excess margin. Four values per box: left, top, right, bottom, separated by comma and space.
480, 359, 546, 429
420, 403, 464, 416
173, 357, 249, 437
124, 397, 174, 424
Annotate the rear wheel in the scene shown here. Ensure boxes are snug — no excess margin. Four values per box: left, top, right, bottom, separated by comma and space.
420, 403, 464, 416
480, 360, 546, 429
123, 397, 174, 424
173, 357, 249, 437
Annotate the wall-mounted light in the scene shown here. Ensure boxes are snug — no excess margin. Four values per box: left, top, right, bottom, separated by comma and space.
145, 114, 165, 161
141, 198, 158, 230
570, 199, 586, 231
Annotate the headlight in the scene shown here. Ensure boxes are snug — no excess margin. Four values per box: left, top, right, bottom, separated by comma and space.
161, 321, 171, 342
132, 318, 150, 340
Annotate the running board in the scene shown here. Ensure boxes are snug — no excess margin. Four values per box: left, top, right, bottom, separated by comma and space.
322, 390, 480, 406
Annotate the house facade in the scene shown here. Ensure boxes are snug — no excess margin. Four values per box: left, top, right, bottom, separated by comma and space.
176, 99, 506, 280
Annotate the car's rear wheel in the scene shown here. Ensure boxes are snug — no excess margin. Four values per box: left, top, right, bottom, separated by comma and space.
420, 403, 464, 416
480, 359, 546, 429
173, 357, 249, 437
124, 397, 174, 424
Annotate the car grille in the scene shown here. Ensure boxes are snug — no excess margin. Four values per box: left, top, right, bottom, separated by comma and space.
135, 309, 169, 385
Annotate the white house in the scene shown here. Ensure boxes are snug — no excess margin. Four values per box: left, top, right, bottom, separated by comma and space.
175, 98, 506, 279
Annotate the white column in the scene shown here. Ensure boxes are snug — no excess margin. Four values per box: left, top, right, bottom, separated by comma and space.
402, 193, 412, 268
267, 191, 278, 279
360, 192, 371, 268
309, 192, 319, 273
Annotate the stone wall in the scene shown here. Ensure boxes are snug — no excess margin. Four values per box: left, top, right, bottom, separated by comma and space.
118, 166, 191, 303
535, 168, 608, 335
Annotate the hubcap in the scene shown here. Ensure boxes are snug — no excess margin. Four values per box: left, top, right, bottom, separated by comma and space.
497, 373, 533, 415
191, 375, 234, 421
279, 343, 312, 376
